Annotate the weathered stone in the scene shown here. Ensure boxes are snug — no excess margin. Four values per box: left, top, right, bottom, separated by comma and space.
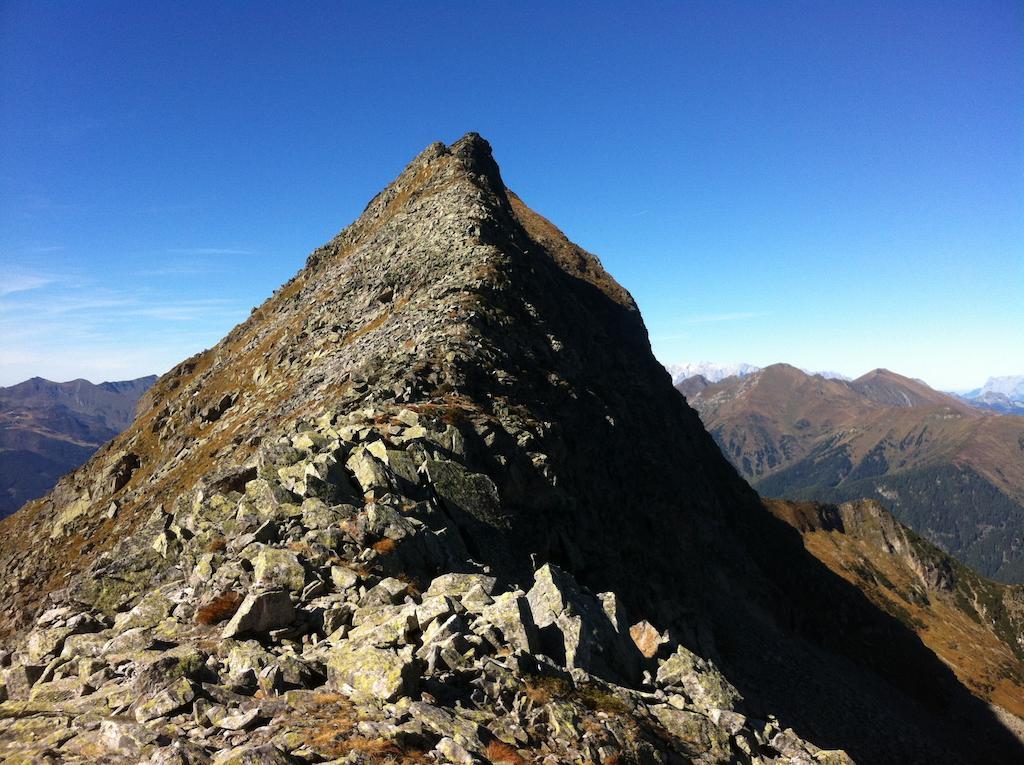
3, 664, 44, 700
135, 675, 195, 722
348, 604, 419, 646
362, 576, 409, 606
252, 547, 306, 592
26, 625, 76, 663
347, 446, 396, 497
652, 706, 732, 760
424, 460, 506, 528
221, 591, 295, 638
526, 563, 640, 683
212, 707, 260, 730
329, 565, 359, 591
214, 744, 292, 764
326, 642, 419, 702
479, 591, 537, 653
436, 736, 475, 765
629, 620, 668, 659
656, 645, 741, 712
99, 718, 160, 755
116, 590, 175, 633
424, 572, 497, 600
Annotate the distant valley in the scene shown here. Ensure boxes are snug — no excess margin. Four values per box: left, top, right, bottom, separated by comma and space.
676, 364, 1024, 582
0, 375, 156, 517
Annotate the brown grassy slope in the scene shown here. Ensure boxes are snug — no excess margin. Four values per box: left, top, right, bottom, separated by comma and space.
766, 497, 1024, 717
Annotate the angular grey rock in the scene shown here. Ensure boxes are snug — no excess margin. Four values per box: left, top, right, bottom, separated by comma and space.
424, 572, 497, 600
656, 644, 741, 712
424, 459, 506, 529
526, 563, 641, 684
221, 590, 295, 638
135, 676, 195, 722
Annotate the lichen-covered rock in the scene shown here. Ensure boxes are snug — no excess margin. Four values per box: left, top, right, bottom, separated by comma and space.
653, 706, 734, 763
526, 563, 641, 684
424, 460, 506, 529
326, 642, 419, 702
657, 645, 741, 712
134, 676, 195, 723
252, 547, 306, 592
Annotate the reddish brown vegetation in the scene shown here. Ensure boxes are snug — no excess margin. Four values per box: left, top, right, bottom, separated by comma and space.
485, 739, 527, 765
194, 591, 242, 625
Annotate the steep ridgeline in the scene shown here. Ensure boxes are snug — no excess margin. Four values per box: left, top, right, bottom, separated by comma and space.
686, 364, 1024, 582
767, 498, 1024, 725
0, 136, 1020, 764
0, 375, 157, 518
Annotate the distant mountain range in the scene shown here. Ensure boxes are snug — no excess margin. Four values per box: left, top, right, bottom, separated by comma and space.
0, 375, 156, 517
679, 364, 1024, 582
664, 361, 760, 385
958, 375, 1024, 415
667, 362, 1024, 415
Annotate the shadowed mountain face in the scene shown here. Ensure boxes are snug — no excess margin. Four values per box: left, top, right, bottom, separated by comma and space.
0, 376, 157, 518
0, 136, 1021, 763
686, 364, 1024, 582
767, 498, 1024, 722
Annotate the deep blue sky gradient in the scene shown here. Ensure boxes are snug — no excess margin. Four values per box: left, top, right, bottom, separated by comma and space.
1, 1, 1021, 389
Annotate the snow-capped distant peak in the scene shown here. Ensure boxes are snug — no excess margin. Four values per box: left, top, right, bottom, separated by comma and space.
975, 375, 1024, 401
664, 362, 760, 385
801, 368, 851, 381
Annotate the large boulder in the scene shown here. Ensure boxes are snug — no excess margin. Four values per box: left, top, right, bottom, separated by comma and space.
326, 642, 420, 702
221, 591, 295, 638
252, 547, 306, 592
526, 563, 641, 684
134, 676, 196, 723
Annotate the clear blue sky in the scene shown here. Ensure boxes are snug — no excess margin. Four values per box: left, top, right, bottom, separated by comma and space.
1, 1, 1021, 390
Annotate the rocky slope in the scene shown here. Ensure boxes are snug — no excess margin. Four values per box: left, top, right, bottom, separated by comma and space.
0, 135, 1020, 764
0, 375, 157, 518
685, 364, 1024, 582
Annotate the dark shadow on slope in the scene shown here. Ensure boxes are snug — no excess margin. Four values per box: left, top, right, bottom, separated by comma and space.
441, 189, 1024, 763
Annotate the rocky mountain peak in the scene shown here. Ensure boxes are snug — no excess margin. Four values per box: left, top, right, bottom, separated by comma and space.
0, 136, 1020, 763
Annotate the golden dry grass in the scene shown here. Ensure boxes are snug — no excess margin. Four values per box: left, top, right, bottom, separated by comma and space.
485, 739, 527, 765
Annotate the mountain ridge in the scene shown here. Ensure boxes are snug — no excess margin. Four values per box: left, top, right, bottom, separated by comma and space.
0, 135, 1020, 763
0, 374, 157, 518
684, 363, 1024, 581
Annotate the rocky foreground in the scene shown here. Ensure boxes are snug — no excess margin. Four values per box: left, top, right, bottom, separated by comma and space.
0, 408, 845, 764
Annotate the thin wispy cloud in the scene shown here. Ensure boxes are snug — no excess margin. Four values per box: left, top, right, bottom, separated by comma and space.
0, 279, 250, 384
0, 273, 55, 297
167, 247, 254, 256
682, 311, 771, 325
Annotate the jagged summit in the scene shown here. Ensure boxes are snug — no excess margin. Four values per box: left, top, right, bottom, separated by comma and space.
0, 136, 1021, 763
